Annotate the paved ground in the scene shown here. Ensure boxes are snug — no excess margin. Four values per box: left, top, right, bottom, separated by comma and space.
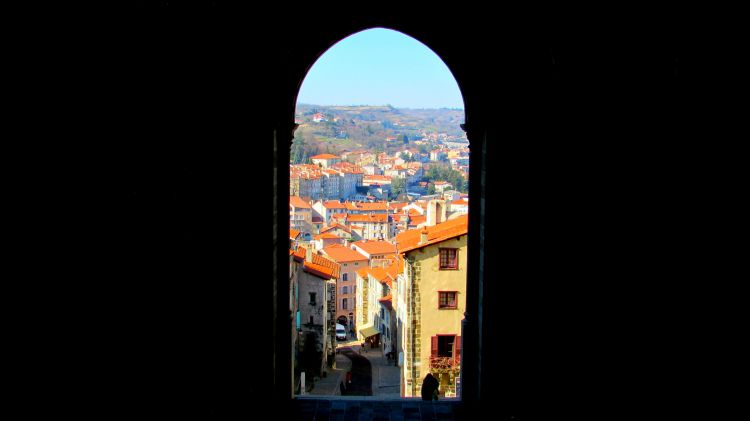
303, 337, 401, 398
340, 347, 372, 396
361, 343, 401, 397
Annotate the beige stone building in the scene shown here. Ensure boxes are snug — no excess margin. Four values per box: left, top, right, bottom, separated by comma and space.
394, 215, 468, 397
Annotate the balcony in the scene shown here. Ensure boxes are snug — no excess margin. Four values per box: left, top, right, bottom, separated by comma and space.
429, 355, 460, 371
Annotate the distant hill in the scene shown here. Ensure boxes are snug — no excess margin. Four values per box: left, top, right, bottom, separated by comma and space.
293, 104, 466, 158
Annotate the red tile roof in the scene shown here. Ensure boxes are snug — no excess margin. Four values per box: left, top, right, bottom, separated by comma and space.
289, 196, 311, 209
347, 214, 389, 224
314, 232, 340, 240
321, 244, 368, 263
345, 201, 388, 211
322, 200, 347, 209
320, 223, 351, 234
369, 267, 390, 282
290, 228, 300, 239
291, 246, 341, 280
291, 247, 306, 262
311, 153, 340, 159
408, 215, 427, 226
351, 240, 398, 255
395, 214, 469, 253
356, 267, 372, 278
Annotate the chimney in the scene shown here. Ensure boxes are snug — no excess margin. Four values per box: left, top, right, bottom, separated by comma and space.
305, 247, 314, 263
419, 227, 429, 244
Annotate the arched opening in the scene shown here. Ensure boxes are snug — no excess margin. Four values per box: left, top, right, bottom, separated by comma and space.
288, 28, 470, 399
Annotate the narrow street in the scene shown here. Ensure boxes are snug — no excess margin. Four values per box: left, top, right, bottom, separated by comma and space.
338, 346, 372, 396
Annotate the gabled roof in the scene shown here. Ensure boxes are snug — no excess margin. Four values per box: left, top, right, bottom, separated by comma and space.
321, 244, 368, 263
395, 214, 469, 253
320, 223, 351, 234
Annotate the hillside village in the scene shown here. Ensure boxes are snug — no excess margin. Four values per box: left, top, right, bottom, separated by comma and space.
289, 106, 470, 398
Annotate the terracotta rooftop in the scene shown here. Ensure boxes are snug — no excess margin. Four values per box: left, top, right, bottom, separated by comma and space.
345, 201, 388, 211
321, 200, 346, 209
311, 153, 340, 159
395, 214, 469, 253
314, 232, 340, 240
347, 214, 389, 223
291, 246, 341, 280
289, 196, 311, 209
351, 240, 398, 256
321, 244, 368, 263
320, 223, 351, 234
408, 215, 427, 226
356, 267, 372, 278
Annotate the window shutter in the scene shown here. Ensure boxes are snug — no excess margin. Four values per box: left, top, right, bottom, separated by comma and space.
455, 336, 461, 363
431, 336, 438, 358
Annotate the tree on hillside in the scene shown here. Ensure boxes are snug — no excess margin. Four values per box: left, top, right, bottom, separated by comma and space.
291, 133, 310, 164
391, 177, 407, 197
424, 163, 468, 193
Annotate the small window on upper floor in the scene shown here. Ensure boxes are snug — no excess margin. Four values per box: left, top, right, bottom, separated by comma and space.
438, 291, 458, 309
439, 248, 458, 270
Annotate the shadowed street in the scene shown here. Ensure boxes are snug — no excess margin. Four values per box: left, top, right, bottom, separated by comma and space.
338, 347, 372, 396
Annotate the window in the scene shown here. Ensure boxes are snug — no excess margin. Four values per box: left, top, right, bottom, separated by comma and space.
342, 298, 348, 310
439, 248, 458, 270
309, 316, 314, 325
309, 292, 316, 305
439, 291, 458, 309
342, 273, 348, 281
342, 286, 348, 294
436, 335, 455, 358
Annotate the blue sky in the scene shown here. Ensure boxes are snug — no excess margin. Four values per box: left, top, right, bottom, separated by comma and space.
296, 28, 464, 110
